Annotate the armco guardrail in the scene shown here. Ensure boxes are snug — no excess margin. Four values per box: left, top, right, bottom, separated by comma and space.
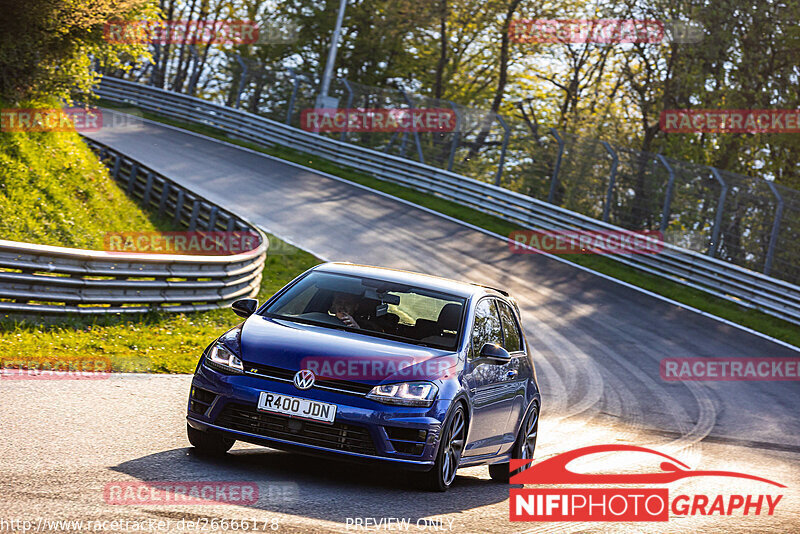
96, 77, 800, 326
0, 138, 267, 315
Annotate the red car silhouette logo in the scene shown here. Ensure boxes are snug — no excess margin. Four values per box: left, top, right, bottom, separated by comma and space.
510, 444, 785, 487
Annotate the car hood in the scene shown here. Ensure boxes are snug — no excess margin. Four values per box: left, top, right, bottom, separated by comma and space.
239, 315, 460, 384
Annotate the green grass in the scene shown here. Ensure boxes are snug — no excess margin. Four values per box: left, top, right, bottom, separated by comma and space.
0, 101, 176, 248
96, 99, 800, 348
0, 234, 319, 374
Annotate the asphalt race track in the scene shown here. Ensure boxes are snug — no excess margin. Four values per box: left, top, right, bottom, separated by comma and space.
3, 111, 798, 533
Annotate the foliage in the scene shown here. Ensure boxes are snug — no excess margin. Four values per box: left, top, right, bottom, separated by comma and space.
0, 0, 158, 104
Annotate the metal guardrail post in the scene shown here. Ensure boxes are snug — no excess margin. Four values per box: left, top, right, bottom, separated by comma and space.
601, 141, 618, 222
447, 102, 461, 172
127, 163, 139, 194
708, 168, 728, 258
658, 154, 676, 234
112, 154, 122, 179
764, 181, 785, 276
547, 128, 564, 205
158, 183, 170, 217
143, 172, 155, 206
494, 114, 510, 186
340, 79, 354, 142
233, 55, 248, 109
207, 207, 219, 230
399, 89, 425, 164
188, 199, 201, 231
173, 190, 185, 225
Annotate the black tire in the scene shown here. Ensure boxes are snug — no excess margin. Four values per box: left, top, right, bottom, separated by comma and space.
489, 404, 539, 482
187, 423, 235, 455
413, 404, 467, 492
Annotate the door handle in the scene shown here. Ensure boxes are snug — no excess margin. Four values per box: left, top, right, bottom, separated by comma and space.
506, 370, 518, 379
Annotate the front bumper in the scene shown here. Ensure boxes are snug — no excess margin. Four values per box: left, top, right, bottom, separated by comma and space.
187, 362, 449, 470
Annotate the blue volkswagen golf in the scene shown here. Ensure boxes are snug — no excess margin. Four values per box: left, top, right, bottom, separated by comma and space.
186, 263, 540, 491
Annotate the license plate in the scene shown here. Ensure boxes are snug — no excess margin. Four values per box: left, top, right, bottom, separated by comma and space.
257, 391, 337, 424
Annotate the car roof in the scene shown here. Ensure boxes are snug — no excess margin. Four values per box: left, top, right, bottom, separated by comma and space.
312, 262, 509, 300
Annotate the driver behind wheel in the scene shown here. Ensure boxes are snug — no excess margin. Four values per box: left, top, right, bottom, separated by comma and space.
330, 292, 362, 329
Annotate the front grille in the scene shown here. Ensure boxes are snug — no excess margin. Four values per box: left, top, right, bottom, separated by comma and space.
242, 362, 373, 396
215, 403, 377, 455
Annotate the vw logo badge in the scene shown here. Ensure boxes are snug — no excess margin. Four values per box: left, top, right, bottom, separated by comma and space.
293, 369, 315, 390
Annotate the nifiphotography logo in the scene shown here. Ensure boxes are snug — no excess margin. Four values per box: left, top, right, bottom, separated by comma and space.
509, 444, 785, 522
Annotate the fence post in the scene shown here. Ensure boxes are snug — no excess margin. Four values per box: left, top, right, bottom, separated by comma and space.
112, 154, 122, 180
657, 155, 676, 234
188, 199, 201, 231
173, 190, 185, 225
207, 206, 219, 231
385, 132, 399, 153
143, 172, 155, 207
764, 181, 784, 276
601, 141, 618, 222
158, 183, 170, 217
340, 79, 354, 142
399, 89, 425, 164
447, 101, 461, 172
547, 128, 564, 204
127, 163, 139, 194
233, 55, 248, 109
286, 68, 302, 125
708, 168, 728, 258
494, 114, 510, 186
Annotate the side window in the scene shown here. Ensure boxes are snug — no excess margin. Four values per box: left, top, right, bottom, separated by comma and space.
498, 302, 522, 353
470, 298, 504, 359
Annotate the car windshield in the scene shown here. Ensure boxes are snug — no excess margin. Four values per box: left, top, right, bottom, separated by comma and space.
262, 271, 466, 350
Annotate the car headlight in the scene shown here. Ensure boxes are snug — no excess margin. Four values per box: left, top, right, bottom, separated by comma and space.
204, 343, 244, 374
366, 381, 438, 407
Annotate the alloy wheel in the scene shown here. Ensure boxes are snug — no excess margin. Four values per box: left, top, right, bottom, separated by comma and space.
441, 406, 466, 486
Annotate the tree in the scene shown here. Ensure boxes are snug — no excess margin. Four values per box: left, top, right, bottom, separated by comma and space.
0, 0, 158, 104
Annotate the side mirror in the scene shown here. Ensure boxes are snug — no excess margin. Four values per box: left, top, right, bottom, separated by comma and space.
232, 298, 258, 318
479, 343, 512, 364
